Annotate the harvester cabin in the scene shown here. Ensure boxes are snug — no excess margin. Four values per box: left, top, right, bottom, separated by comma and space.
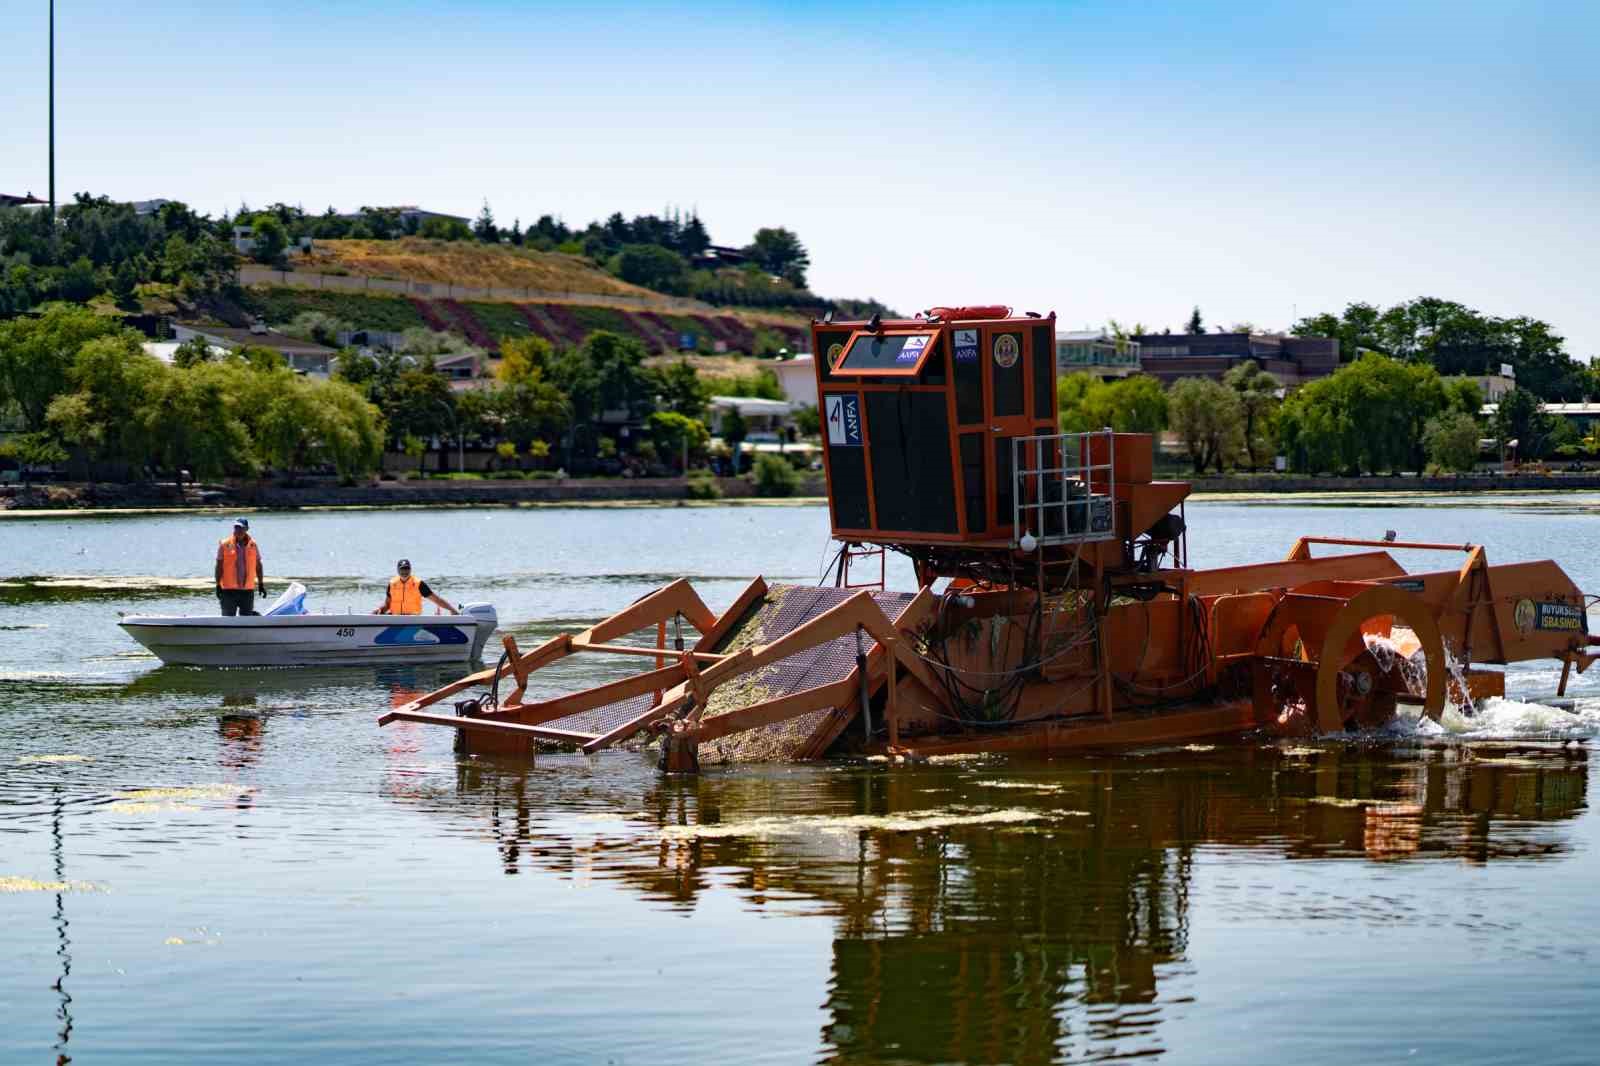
812, 310, 1066, 545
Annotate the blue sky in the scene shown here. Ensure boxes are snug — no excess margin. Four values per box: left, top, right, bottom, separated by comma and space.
4, 1, 1597, 356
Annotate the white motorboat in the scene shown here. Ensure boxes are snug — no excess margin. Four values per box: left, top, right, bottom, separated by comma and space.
119, 583, 498, 667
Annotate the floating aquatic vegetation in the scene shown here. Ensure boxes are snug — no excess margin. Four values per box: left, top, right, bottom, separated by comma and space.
113, 784, 255, 801
15, 754, 94, 764
109, 801, 201, 814
974, 779, 1066, 792
0, 875, 100, 893
106, 783, 255, 814
659, 806, 1086, 842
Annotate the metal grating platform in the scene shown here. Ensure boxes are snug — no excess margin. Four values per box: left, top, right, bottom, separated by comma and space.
531, 584, 916, 759
699, 585, 916, 763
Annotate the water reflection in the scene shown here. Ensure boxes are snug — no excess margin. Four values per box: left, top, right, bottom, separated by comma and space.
392, 742, 1587, 1063
50, 787, 75, 1066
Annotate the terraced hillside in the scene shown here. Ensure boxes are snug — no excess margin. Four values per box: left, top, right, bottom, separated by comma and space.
295, 238, 657, 298
244, 287, 812, 354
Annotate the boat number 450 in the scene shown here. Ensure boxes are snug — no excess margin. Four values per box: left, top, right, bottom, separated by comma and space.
336, 626, 356, 637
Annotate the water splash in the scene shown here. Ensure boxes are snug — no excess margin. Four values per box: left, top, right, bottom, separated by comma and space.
1357, 628, 1599, 739
1426, 697, 1600, 739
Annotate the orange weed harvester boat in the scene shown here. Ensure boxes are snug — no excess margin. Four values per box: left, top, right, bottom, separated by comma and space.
379, 309, 1599, 770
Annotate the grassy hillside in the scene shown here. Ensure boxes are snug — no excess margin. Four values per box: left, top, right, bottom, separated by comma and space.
295, 238, 658, 298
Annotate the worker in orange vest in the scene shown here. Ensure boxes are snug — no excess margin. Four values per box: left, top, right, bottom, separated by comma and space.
214, 518, 265, 617
374, 559, 458, 615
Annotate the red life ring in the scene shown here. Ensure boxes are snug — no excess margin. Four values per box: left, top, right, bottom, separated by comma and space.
925, 305, 1012, 321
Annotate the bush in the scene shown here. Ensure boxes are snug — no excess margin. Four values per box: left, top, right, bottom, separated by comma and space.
685, 472, 722, 500
752, 452, 799, 497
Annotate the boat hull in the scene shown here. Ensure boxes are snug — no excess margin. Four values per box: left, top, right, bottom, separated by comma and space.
119, 610, 498, 667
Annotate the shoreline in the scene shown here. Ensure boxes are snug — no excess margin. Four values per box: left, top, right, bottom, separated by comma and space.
6, 470, 1600, 518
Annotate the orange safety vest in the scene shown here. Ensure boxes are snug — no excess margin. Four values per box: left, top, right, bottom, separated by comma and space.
218, 537, 259, 590
387, 575, 423, 615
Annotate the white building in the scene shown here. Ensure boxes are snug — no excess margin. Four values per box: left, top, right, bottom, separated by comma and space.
771, 355, 817, 408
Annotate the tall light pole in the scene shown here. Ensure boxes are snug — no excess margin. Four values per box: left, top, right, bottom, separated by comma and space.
48, 0, 56, 227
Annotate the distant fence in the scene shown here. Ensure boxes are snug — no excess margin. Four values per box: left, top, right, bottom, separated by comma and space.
237, 265, 714, 313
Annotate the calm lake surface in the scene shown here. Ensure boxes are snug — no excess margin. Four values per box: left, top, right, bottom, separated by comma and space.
5, 495, 1600, 1064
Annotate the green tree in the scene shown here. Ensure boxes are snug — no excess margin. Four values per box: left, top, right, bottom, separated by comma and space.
46, 332, 163, 477
1423, 412, 1482, 473
494, 370, 571, 452
1443, 376, 1486, 415
613, 244, 687, 292
1221, 360, 1281, 471
1101, 375, 1168, 433
1294, 297, 1583, 399
577, 330, 651, 418
253, 374, 384, 482
1167, 377, 1243, 473
1185, 306, 1204, 334
647, 411, 710, 471
0, 433, 69, 485
419, 216, 472, 241
249, 214, 289, 265
793, 404, 820, 437
648, 359, 708, 420
1057, 373, 1167, 435
497, 334, 555, 385
0, 304, 122, 430
1493, 386, 1557, 461
132, 361, 257, 500
1276, 353, 1446, 474
702, 367, 782, 400
473, 201, 498, 243
720, 405, 748, 474
743, 227, 810, 287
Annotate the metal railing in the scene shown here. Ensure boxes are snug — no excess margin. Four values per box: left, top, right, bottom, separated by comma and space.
1012, 429, 1117, 547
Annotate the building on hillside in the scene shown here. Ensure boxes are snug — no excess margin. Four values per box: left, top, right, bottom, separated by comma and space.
231, 225, 314, 257
1131, 332, 1338, 387
772, 355, 817, 408
131, 199, 174, 216
1056, 330, 1141, 379
692, 245, 750, 270
142, 340, 230, 365
1472, 365, 1517, 402
0, 192, 48, 210
1480, 401, 1600, 436
171, 322, 337, 377
434, 351, 482, 390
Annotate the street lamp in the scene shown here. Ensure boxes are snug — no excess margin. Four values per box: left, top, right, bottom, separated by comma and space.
434, 398, 463, 474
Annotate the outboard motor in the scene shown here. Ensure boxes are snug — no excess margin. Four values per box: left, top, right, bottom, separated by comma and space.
460, 603, 499, 662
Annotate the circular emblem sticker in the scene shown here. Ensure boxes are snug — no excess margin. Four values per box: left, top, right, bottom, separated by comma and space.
1513, 598, 1536, 634
827, 342, 845, 368
993, 334, 1019, 369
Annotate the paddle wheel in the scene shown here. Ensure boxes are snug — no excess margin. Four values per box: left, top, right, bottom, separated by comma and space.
379, 307, 1599, 767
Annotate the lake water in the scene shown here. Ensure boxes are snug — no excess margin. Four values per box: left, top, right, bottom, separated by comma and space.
4, 495, 1600, 1064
